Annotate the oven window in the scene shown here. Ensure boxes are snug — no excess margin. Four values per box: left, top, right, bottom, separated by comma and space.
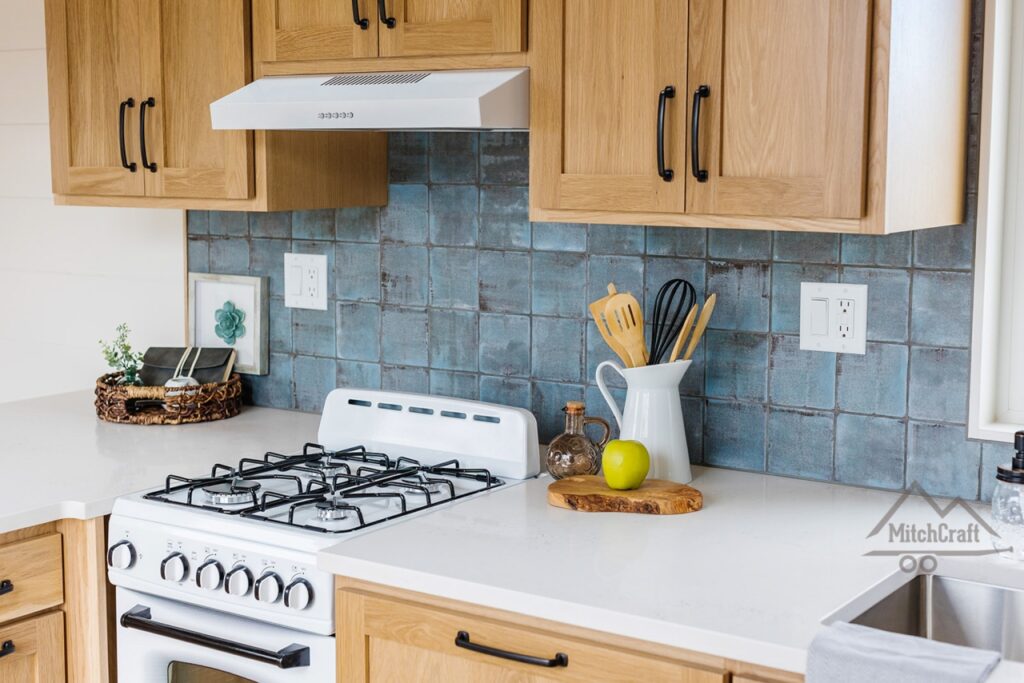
167, 662, 256, 683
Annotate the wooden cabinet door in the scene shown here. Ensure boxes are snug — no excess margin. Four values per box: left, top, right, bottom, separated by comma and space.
686, 0, 870, 218
257, 0, 379, 63
139, 0, 253, 199
45, 0, 147, 196
0, 612, 66, 683
339, 588, 727, 683
532, 0, 687, 213
378, 0, 526, 57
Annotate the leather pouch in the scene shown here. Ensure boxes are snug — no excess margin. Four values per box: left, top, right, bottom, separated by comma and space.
139, 347, 236, 386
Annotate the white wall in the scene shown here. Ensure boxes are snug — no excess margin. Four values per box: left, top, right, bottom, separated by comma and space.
0, 2, 185, 402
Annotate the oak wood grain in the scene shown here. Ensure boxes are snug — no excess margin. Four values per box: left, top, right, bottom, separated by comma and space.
0, 612, 65, 683
0, 535, 63, 627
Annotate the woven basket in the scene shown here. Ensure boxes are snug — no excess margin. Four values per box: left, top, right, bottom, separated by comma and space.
95, 372, 242, 425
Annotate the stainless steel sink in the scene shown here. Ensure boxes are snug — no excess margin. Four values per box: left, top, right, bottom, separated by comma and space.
851, 575, 1024, 662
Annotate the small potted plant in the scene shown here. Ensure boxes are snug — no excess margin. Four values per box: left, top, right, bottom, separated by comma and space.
99, 323, 144, 386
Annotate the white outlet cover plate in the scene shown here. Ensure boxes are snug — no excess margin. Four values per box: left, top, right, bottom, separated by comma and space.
284, 252, 328, 310
799, 282, 867, 354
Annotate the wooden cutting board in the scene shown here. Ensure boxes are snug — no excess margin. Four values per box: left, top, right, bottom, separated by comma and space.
547, 475, 703, 515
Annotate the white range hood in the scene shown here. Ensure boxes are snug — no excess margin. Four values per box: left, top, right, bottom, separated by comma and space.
210, 68, 529, 131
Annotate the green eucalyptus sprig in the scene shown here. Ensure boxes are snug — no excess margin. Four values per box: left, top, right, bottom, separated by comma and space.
99, 323, 144, 380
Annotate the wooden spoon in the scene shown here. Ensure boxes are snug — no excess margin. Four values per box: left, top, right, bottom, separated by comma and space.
668, 304, 699, 363
589, 283, 632, 367
683, 293, 717, 360
604, 291, 648, 367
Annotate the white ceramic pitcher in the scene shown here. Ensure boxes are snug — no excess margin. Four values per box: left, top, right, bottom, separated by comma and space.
595, 359, 692, 484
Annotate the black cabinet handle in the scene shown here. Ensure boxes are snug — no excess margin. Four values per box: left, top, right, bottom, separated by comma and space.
657, 85, 676, 182
139, 97, 157, 173
121, 605, 310, 669
455, 631, 568, 668
377, 0, 396, 28
118, 98, 137, 172
690, 85, 710, 182
0, 641, 13, 659
0, 580, 12, 596
351, 0, 368, 29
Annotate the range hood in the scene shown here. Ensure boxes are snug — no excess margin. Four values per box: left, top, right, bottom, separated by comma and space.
210, 68, 528, 131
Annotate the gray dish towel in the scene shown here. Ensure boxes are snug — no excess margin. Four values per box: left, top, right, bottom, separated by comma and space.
806, 623, 1001, 683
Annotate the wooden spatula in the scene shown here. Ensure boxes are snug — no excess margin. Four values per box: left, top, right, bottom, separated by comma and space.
604, 291, 648, 367
683, 293, 717, 360
668, 304, 699, 363
589, 283, 632, 367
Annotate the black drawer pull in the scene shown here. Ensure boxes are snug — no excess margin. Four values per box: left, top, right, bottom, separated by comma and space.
0, 580, 12, 596
690, 84, 710, 182
139, 97, 157, 173
0, 641, 13, 658
118, 98, 137, 172
351, 0, 368, 29
657, 85, 676, 182
377, 0, 396, 28
455, 631, 568, 668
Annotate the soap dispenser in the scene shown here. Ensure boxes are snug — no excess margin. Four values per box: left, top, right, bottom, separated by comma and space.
992, 430, 1024, 561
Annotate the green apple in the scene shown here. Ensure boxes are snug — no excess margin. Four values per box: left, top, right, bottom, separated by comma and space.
602, 439, 650, 490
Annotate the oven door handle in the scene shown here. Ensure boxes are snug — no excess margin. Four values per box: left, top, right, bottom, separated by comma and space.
120, 605, 310, 669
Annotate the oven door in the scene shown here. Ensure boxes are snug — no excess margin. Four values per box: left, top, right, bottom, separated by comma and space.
116, 588, 335, 683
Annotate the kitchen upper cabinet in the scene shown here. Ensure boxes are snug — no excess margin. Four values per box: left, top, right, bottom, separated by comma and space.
139, 0, 252, 200
685, 0, 870, 218
378, 0, 527, 57
0, 612, 66, 683
534, 0, 688, 213
44, 0, 387, 210
258, 0, 379, 63
255, 0, 527, 71
45, 0, 146, 197
530, 0, 971, 234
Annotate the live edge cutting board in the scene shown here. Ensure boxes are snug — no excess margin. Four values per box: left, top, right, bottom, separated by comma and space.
547, 475, 703, 515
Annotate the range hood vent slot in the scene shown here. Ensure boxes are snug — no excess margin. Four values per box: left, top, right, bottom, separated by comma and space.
321, 72, 430, 87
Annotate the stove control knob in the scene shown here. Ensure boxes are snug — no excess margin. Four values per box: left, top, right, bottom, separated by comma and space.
284, 578, 314, 610
107, 540, 136, 570
255, 571, 284, 604
225, 565, 253, 597
196, 559, 225, 591
160, 552, 189, 583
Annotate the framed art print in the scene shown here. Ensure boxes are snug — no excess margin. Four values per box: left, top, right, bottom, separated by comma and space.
188, 273, 269, 375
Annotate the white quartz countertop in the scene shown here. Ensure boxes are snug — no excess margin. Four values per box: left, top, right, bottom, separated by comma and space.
319, 467, 1024, 678
0, 390, 320, 534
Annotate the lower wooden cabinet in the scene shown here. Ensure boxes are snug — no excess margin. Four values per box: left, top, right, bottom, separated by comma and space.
0, 611, 65, 683
337, 579, 801, 683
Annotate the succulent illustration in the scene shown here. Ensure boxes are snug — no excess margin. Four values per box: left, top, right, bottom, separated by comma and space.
214, 301, 246, 345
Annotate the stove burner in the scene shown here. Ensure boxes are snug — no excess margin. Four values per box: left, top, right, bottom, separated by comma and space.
314, 499, 355, 522
203, 478, 262, 506
398, 473, 446, 495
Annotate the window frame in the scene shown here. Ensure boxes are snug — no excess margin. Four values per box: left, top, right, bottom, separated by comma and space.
970, 0, 1021, 441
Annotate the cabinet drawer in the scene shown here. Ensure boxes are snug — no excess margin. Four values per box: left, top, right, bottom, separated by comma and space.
0, 611, 66, 683
0, 535, 63, 625
352, 591, 726, 682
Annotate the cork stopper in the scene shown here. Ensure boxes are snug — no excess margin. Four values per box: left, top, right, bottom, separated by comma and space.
564, 401, 585, 415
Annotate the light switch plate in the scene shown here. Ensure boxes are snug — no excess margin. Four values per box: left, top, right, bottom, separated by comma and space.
799, 282, 867, 354
284, 252, 328, 310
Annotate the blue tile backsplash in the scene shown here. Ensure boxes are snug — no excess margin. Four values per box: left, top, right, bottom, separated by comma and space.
187, 8, 1010, 502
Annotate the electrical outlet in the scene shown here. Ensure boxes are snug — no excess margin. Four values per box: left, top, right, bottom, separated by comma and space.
284, 253, 328, 310
799, 282, 867, 354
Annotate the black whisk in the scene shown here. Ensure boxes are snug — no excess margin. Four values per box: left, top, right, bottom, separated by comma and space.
648, 278, 697, 365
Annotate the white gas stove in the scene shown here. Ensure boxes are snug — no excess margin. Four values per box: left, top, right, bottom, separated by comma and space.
108, 389, 539, 682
